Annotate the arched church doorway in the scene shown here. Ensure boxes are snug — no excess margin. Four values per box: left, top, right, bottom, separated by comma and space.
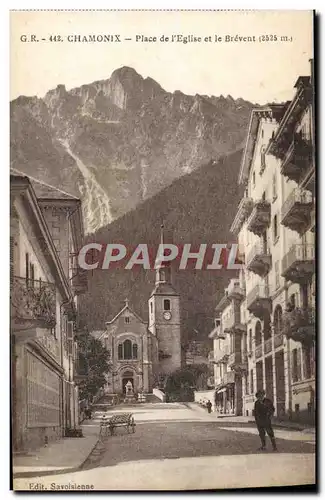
122, 370, 134, 394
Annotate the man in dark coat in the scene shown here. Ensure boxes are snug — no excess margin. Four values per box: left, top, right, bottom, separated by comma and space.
254, 389, 277, 451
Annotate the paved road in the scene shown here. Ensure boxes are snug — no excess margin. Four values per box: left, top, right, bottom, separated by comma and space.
14, 403, 316, 491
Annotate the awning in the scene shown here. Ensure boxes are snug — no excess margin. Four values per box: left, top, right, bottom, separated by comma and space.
217, 388, 227, 394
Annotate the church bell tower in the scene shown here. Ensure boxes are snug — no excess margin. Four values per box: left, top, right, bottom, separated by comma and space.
148, 225, 182, 374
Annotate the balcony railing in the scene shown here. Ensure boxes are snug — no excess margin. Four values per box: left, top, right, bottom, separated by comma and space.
282, 244, 314, 283
264, 337, 272, 355
281, 188, 313, 234
230, 196, 254, 235
247, 201, 271, 236
223, 303, 246, 335
282, 307, 315, 343
274, 333, 284, 349
226, 279, 245, 301
214, 347, 230, 364
11, 277, 56, 331
246, 242, 272, 276
255, 343, 263, 359
223, 371, 235, 385
281, 133, 313, 183
247, 284, 272, 319
229, 349, 248, 370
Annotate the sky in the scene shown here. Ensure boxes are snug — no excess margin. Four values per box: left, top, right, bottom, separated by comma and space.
10, 10, 313, 104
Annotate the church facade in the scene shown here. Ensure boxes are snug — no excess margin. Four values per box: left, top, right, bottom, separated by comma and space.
92, 236, 182, 396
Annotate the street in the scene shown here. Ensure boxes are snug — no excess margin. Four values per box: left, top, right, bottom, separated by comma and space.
14, 402, 316, 491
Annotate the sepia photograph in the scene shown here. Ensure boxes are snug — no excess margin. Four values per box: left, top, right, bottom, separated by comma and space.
10, 9, 316, 491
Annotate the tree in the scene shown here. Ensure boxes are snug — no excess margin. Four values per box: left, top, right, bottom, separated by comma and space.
76, 332, 110, 402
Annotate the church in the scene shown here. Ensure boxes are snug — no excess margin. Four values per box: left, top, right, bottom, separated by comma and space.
91, 230, 182, 396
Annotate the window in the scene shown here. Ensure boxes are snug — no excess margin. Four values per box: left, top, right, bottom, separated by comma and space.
125, 316, 130, 324
302, 346, 312, 380
150, 302, 153, 314
249, 328, 252, 352
123, 339, 132, 359
252, 171, 256, 187
290, 294, 296, 308
250, 369, 254, 394
255, 321, 262, 346
164, 299, 171, 311
272, 174, 277, 201
118, 344, 123, 359
245, 374, 249, 395
273, 306, 283, 335
273, 214, 279, 242
292, 348, 301, 382
275, 261, 280, 290
118, 340, 138, 360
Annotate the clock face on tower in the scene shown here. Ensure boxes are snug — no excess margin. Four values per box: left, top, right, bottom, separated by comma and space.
163, 311, 172, 321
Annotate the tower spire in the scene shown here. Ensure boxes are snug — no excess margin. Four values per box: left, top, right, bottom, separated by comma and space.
155, 221, 172, 285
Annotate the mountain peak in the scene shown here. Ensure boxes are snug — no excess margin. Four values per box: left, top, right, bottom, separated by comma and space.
111, 66, 144, 83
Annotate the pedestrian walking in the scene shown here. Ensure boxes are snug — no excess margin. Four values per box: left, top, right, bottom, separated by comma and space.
206, 400, 212, 414
254, 389, 277, 451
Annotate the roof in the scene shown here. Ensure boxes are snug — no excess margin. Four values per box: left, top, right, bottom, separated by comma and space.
105, 304, 146, 326
10, 168, 79, 201
150, 282, 179, 297
238, 104, 286, 185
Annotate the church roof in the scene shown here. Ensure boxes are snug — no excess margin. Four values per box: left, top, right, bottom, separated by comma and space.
105, 303, 146, 326
150, 282, 179, 297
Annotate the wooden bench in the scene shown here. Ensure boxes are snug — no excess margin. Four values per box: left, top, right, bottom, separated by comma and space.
106, 413, 135, 436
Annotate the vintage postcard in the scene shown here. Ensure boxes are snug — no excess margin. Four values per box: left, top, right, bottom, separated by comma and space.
10, 10, 316, 491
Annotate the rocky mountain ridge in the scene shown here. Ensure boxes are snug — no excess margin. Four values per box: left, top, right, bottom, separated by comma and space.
11, 66, 254, 233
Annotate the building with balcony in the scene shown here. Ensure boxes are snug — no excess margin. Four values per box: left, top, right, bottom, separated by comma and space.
10, 173, 88, 451
223, 63, 315, 424
207, 278, 247, 415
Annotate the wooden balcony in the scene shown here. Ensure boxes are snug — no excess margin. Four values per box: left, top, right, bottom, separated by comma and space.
282, 307, 315, 344
228, 350, 248, 372
281, 133, 313, 183
281, 188, 313, 234
247, 285, 272, 319
11, 277, 56, 334
226, 279, 245, 301
223, 303, 246, 335
246, 242, 272, 277
247, 201, 271, 236
282, 244, 314, 283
